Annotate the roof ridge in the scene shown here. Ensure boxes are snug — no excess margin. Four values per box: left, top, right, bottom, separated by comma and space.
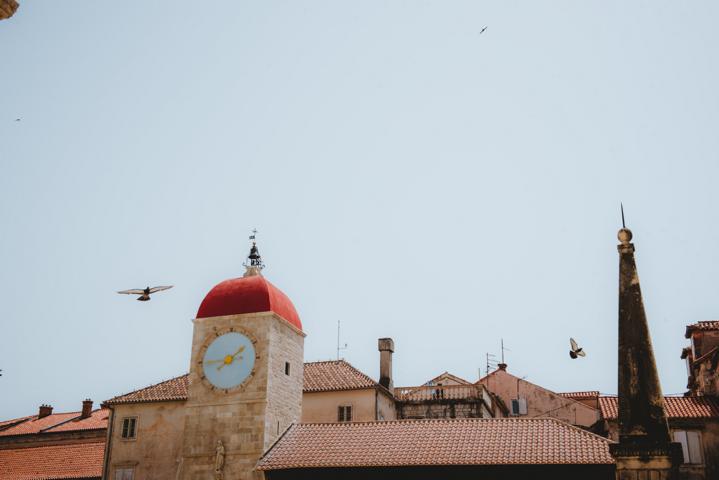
105, 373, 189, 403
295, 417, 596, 427
538, 416, 615, 443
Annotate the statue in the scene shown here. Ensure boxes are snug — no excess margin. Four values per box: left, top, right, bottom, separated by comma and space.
214, 440, 225, 480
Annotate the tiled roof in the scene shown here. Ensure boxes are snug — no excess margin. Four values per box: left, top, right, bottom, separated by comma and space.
599, 395, 719, 420
256, 418, 615, 470
685, 321, 719, 338
43, 410, 109, 433
0, 413, 79, 437
559, 391, 600, 399
424, 372, 471, 386
0, 442, 105, 480
0, 416, 32, 431
104, 374, 190, 405
303, 361, 378, 392
104, 361, 380, 404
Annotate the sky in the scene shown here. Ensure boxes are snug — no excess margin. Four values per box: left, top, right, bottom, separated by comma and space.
1, 1, 718, 419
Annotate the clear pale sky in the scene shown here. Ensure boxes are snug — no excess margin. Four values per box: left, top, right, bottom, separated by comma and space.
1, 2, 718, 419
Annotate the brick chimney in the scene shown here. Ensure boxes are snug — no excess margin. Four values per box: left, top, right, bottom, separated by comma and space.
38, 404, 53, 418
378, 338, 394, 391
81, 399, 93, 419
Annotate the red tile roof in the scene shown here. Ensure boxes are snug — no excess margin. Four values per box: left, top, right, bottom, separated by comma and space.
43, 409, 109, 433
105, 361, 381, 404
685, 320, 719, 338
0, 442, 105, 480
303, 360, 379, 392
0, 413, 79, 437
256, 418, 615, 470
104, 374, 190, 405
559, 391, 600, 400
599, 395, 719, 420
0, 416, 32, 432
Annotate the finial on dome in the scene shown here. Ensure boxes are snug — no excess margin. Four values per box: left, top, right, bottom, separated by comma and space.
618, 203, 633, 246
243, 229, 265, 277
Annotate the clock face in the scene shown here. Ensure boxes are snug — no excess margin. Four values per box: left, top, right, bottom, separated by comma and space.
201, 332, 256, 390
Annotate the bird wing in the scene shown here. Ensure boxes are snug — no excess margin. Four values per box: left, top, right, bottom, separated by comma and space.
576, 350, 586, 357
148, 285, 173, 294
570, 338, 578, 351
118, 289, 145, 295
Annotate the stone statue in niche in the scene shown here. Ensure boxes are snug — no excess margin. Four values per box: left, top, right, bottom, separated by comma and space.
214, 440, 225, 480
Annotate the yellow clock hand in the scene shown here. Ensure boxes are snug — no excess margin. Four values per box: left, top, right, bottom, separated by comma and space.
231, 345, 245, 358
205, 359, 224, 365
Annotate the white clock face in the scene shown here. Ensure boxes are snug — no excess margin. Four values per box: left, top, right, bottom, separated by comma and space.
202, 332, 256, 390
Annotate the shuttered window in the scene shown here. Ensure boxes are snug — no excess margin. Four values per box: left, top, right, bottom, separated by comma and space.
121, 417, 137, 439
338, 405, 352, 422
115, 467, 134, 480
673, 430, 703, 464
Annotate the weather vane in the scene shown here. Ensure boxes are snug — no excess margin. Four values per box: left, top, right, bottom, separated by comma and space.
621, 203, 626, 229
243, 228, 265, 275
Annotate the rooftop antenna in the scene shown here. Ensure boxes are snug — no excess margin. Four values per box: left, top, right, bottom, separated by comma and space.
485, 352, 498, 376
336, 320, 348, 360
501, 339, 510, 364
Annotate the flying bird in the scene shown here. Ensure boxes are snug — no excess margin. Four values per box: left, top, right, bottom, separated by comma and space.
117, 285, 173, 301
480, 26, 488, 34
15, 118, 20, 122
569, 338, 586, 359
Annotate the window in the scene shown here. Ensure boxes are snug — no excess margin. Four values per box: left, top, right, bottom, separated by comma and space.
338, 405, 352, 422
285, 362, 291, 376
673, 430, 703, 464
115, 467, 134, 480
121, 417, 137, 439
511, 398, 527, 416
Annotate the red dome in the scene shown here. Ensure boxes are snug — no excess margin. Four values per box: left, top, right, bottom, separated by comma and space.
196, 275, 302, 330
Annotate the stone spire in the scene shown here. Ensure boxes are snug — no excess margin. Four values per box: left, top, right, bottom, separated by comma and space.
610, 221, 681, 480
616, 226, 670, 443
243, 229, 264, 277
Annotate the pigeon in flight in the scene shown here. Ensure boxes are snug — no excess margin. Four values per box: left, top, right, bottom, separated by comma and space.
480, 26, 488, 34
117, 285, 173, 301
569, 338, 586, 359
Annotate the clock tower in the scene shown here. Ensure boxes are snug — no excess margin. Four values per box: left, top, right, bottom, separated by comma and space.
179, 239, 305, 480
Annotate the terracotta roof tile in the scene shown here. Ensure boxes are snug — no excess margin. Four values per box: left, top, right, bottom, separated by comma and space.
0, 416, 32, 431
303, 360, 378, 392
256, 418, 615, 470
105, 361, 381, 404
104, 374, 189, 405
685, 320, 719, 338
43, 409, 109, 433
559, 391, 600, 399
0, 442, 105, 479
599, 395, 719, 419
0, 413, 79, 437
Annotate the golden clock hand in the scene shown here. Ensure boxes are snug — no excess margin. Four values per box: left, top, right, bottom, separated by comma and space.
232, 345, 245, 358
205, 359, 224, 365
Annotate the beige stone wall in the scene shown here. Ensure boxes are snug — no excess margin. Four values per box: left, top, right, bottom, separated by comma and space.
106, 401, 186, 480
478, 369, 599, 427
264, 315, 305, 448
180, 312, 304, 480
376, 390, 397, 421
302, 389, 377, 423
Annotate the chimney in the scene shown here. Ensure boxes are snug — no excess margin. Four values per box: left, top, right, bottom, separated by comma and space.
378, 338, 394, 391
497, 363, 507, 371
81, 399, 93, 419
38, 404, 53, 418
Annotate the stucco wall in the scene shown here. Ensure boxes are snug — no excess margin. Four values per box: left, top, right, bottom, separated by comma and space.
302, 389, 378, 423
478, 369, 599, 427
377, 390, 397, 421
106, 401, 186, 480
